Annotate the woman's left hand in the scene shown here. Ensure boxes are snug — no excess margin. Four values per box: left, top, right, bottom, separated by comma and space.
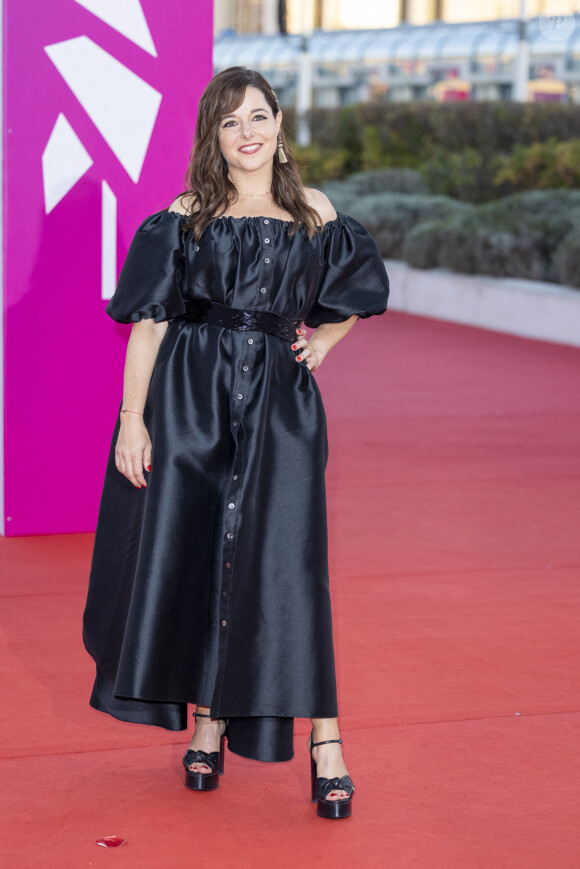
291, 329, 325, 371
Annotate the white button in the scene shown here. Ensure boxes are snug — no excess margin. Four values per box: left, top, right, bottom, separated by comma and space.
260, 288, 267, 293
221, 620, 227, 627
264, 238, 270, 243
194, 245, 200, 251
264, 258, 270, 263
225, 562, 231, 568
248, 339, 254, 344
228, 503, 235, 509
227, 532, 234, 539
232, 421, 238, 427
243, 365, 249, 371
264, 219, 270, 224
237, 393, 243, 400
233, 475, 238, 480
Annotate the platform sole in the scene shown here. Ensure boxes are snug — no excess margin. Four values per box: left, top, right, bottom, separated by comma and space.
317, 796, 352, 819
184, 770, 220, 791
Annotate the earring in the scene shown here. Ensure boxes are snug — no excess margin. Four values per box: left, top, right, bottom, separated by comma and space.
277, 133, 288, 164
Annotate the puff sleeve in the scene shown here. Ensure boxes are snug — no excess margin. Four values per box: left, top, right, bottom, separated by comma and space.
305, 213, 389, 328
105, 211, 186, 324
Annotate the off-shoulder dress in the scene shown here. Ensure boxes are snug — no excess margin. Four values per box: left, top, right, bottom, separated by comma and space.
83, 210, 389, 762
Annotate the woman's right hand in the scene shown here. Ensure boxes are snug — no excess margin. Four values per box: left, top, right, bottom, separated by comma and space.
115, 416, 152, 489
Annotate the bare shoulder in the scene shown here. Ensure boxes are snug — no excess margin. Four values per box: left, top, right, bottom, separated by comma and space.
168, 192, 198, 215
303, 188, 337, 225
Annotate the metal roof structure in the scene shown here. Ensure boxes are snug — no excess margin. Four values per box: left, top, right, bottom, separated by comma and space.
214, 17, 580, 105
215, 18, 580, 65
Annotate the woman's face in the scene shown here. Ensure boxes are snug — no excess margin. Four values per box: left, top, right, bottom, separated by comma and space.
218, 85, 281, 177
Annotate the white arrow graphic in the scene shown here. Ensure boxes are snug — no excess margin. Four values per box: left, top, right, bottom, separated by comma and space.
45, 36, 162, 183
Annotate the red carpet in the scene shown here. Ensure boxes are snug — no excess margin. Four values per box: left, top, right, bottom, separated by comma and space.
1, 312, 579, 867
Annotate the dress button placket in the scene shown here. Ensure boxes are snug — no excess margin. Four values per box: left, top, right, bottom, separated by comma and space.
215, 220, 273, 700
257, 220, 274, 304
217, 325, 258, 654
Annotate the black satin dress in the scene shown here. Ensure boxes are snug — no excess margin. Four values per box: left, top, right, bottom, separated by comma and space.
83, 210, 389, 762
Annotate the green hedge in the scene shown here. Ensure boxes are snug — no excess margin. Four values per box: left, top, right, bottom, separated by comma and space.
321, 173, 580, 288
286, 102, 580, 157
402, 190, 580, 286
284, 102, 580, 200
553, 226, 580, 288
494, 138, 580, 191
323, 168, 428, 197
320, 189, 470, 259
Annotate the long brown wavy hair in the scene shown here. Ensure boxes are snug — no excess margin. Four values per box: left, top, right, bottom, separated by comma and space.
182, 67, 322, 241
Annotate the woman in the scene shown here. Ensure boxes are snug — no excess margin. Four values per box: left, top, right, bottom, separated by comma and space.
83, 67, 389, 820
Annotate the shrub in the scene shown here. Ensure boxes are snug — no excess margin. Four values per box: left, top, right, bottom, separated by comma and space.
343, 192, 471, 258
286, 102, 580, 166
554, 227, 580, 289
403, 190, 580, 284
420, 147, 511, 203
360, 125, 383, 170
326, 168, 428, 196
399, 219, 446, 270
494, 139, 580, 191
317, 183, 357, 213
295, 143, 352, 183
285, 103, 580, 199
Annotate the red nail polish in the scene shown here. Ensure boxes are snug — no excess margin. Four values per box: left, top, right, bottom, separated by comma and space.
146, 465, 151, 471
296, 356, 302, 361
291, 344, 297, 350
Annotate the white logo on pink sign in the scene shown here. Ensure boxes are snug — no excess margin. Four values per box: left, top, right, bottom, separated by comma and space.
42, 1, 162, 300
3, 0, 211, 536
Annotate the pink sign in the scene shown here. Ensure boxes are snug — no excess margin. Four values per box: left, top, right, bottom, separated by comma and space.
1, 0, 213, 535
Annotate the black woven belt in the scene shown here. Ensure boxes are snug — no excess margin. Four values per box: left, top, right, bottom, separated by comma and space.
182, 299, 301, 343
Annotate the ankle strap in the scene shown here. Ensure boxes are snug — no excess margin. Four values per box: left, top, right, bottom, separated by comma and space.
193, 711, 212, 718
311, 737, 343, 748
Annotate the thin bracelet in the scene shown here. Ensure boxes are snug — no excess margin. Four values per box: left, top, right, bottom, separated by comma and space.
120, 409, 143, 416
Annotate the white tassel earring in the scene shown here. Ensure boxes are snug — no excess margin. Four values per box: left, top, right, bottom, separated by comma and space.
277, 133, 288, 164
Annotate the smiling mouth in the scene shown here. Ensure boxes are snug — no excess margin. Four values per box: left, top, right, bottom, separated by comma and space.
238, 143, 262, 154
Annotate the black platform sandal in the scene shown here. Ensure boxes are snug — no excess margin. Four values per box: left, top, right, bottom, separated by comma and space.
182, 712, 227, 792
310, 731, 355, 819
